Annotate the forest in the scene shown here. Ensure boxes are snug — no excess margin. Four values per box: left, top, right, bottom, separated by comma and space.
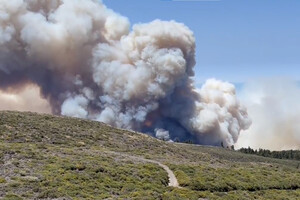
238, 147, 300, 161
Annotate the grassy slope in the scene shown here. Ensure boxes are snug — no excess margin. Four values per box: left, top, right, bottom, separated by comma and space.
0, 111, 299, 200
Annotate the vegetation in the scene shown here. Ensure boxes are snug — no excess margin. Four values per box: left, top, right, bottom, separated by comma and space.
0, 111, 299, 199
0, 143, 168, 199
239, 147, 300, 161
171, 164, 300, 192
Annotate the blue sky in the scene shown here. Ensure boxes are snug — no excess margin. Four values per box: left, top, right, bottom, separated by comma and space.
103, 0, 300, 84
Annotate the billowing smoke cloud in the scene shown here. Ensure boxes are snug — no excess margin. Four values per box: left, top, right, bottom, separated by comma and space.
0, 0, 251, 146
236, 79, 300, 150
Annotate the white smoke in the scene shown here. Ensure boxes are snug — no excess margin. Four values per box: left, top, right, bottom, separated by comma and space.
192, 79, 251, 145
0, 0, 251, 146
237, 79, 300, 150
155, 128, 171, 141
61, 95, 88, 118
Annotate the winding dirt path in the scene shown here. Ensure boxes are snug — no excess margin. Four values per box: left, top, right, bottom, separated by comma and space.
105, 151, 179, 187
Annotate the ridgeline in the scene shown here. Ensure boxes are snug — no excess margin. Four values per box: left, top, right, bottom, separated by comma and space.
0, 111, 299, 199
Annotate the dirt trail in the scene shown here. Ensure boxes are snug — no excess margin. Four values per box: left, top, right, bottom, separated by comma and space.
105, 151, 179, 187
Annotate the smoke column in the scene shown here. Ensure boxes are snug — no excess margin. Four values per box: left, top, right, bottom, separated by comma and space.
0, 0, 251, 146
236, 79, 300, 150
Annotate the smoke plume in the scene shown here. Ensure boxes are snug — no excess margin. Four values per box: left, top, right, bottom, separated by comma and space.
236, 79, 300, 150
0, 84, 51, 113
0, 0, 251, 146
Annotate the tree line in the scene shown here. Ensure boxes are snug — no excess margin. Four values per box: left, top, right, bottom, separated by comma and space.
238, 147, 300, 161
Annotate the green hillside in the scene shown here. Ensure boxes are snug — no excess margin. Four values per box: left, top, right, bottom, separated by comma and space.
0, 111, 299, 200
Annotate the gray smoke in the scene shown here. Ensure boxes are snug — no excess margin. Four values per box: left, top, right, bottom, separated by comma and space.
0, 0, 251, 146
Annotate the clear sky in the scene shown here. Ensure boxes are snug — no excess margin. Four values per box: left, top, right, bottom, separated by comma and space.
103, 0, 300, 84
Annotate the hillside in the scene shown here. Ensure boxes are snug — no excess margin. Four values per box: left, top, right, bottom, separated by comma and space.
0, 111, 299, 200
